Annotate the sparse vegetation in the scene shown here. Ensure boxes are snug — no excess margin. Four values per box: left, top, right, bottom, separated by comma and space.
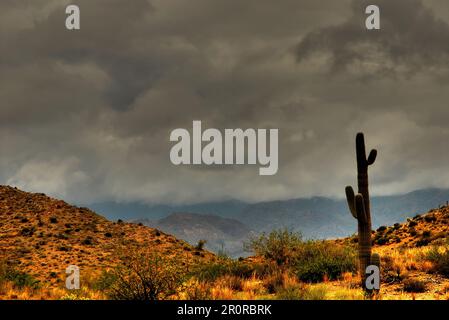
2, 185, 449, 300
0, 262, 40, 290
403, 279, 427, 293
193, 258, 255, 282
245, 229, 357, 283
245, 229, 303, 266
425, 246, 449, 276
293, 241, 357, 283
106, 250, 188, 300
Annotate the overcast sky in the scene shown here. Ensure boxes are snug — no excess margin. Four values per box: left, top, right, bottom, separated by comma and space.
2, 0, 449, 205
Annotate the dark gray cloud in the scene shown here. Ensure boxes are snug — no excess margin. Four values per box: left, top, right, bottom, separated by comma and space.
1, 0, 449, 205
296, 0, 449, 78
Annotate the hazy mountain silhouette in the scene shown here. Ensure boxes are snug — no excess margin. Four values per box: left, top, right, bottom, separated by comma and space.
88, 188, 449, 256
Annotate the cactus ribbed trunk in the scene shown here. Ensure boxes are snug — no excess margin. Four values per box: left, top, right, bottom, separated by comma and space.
356, 194, 371, 290
356, 133, 373, 232
345, 132, 379, 294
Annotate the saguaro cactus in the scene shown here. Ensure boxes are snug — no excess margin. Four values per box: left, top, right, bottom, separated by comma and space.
345, 133, 380, 293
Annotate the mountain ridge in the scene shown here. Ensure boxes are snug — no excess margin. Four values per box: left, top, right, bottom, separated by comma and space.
89, 187, 449, 241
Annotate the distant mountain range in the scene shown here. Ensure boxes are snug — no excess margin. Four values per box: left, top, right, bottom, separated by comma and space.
135, 213, 253, 257
87, 188, 449, 257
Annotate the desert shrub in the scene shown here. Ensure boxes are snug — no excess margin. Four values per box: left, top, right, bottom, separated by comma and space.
20, 227, 35, 237
49, 217, 58, 223
375, 236, 388, 245
245, 229, 303, 266
416, 238, 431, 247
263, 271, 284, 294
246, 229, 356, 282
408, 220, 418, 227
81, 237, 93, 245
376, 226, 387, 232
403, 278, 427, 293
0, 260, 8, 285
374, 232, 389, 245
275, 284, 305, 300
194, 259, 254, 282
1, 265, 40, 289
275, 283, 326, 300
183, 280, 212, 300
195, 240, 207, 251
424, 215, 436, 223
293, 241, 357, 283
381, 255, 405, 283
93, 270, 118, 291
219, 275, 243, 291
107, 250, 187, 300
425, 246, 449, 277
422, 230, 432, 238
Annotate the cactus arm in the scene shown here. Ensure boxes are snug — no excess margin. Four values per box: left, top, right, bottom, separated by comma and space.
355, 193, 367, 223
345, 186, 357, 219
367, 149, 377, 165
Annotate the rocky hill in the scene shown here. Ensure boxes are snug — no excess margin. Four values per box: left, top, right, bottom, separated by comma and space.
0, 186, 214, 287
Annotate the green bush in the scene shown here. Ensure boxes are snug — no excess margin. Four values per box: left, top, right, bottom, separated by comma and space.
245, 229, 303, 266
108, 250, 187, 300
408, 220, 418, 227
375, 236, 388, 245
194, 259, 254, 282
403, 278, 427, 293
293, 241, 357, 283
425, 246, 449, 277
245, 229, 357, 283
93, 270, 118, 291
0, 264, 40, 289
416, 238, 431, 247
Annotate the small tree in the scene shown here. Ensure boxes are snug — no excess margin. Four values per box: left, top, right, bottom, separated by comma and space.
195, 239, 207, 251
108, 250, 187, 300
245, 229, 303, 266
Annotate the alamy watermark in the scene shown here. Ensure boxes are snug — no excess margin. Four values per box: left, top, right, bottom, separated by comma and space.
170, 121, 278, 176
64, 4, 380, 31
65, 265, 80, 290
365, 265, 380, 291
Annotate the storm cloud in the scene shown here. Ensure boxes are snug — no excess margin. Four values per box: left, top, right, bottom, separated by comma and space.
1, 0, 449, 205
296, 0, 449, 78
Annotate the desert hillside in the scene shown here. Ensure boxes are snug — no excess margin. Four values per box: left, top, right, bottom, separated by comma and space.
2, 185, 449, 300
0, 186, 215, 289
